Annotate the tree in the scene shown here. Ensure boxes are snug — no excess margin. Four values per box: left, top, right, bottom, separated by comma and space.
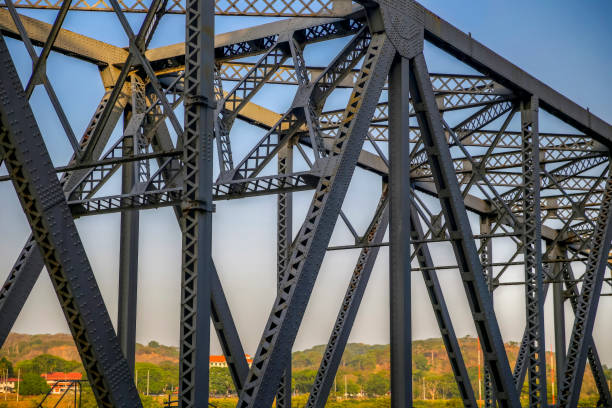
0, 357, 14, 377
364, 371, 390, 397
414, 354, 429, 371
134, 363, 174, 395
210, 367, 233, 396
293, 369, 316, 394
346, 380, 360, 396
16, 354, 80, 375
19, 372, 50, 395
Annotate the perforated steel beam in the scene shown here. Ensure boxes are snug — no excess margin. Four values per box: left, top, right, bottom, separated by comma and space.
561, 260, 612, 407
0, 33, 141, 408
413, 208, 478, 408
276, 142, 293, 408
520, 96, 546, 407
236, 32, 394, 408
305, 190, 389, 408
0, 84, 129, 349
149, 123, 250, 394
409, 51, 520, 408
479, 216, 495, 408
1, 0, 354, 16
559, 178, 612, 408
178, 0, 215, 406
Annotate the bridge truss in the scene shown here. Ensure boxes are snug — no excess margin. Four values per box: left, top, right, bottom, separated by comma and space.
0, 1, 610, 407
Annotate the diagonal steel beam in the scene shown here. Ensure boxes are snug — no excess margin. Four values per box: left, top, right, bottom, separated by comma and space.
411, 205, 478, 408
78, 0, 165, 163
236, 32, 394, 408
409, 51, 520, 408
561, 259, 612, 407
23, 0, 72, 97
0, 236, 42, 345
0, 33, 141, 408
4, 0, 81, 158
306, 189, 389, 408
0, 87, 131, 349
558, 170, 612, 407
149, 120, 250, 394
229, 25, 371, 181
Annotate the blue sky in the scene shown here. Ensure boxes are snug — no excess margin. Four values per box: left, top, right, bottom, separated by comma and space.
1, 0, 612, 366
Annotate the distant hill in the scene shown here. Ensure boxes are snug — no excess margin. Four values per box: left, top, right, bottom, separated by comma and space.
1, 333, 179, 365
292, 337, 522, 372
1, 333, 607, 403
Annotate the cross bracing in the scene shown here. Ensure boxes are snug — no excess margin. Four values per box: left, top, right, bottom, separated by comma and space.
0, 1, 610, 408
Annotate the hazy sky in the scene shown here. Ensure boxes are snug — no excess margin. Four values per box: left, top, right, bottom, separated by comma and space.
1, 0, 611, 366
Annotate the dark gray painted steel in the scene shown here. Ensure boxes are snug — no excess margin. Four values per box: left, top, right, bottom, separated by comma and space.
236, 32, 395, 408
409, 51, 520, 408
520, 96, 547, 407
0, 33, 142, 408
412, 208, 478, 408
178, 0, 215, 406
558, 167, 612, 407
305, 190, 389, 408
389, 54, 412, 408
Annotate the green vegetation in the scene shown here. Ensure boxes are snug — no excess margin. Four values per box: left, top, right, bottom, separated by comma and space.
134, 362, 178, 395
0, 357, 14, 377
19, 372, 50, 396
16, 354, 81, 376
0, 334, 609, 407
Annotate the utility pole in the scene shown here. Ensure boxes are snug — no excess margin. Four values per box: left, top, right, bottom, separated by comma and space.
16, 369, 20, 402
422, 377, 425, 400
551, 344, 555, 406
477, 339, 482, 407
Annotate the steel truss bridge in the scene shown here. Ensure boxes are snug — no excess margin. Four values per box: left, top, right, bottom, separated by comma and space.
0, 0, 610, 407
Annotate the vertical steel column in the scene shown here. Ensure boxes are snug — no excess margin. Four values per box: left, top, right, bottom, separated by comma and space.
277, 142, 293, 408
179, 0, 215, 407
480, 216, 496, 408
151, 124, 250, 394
551, 245, 566, 399
388, 54, 411, 408
117, 109, 140, 372
520, 96, 546, 407
409, 51, 520, 408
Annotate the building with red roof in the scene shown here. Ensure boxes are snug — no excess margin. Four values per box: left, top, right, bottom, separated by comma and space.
41, 372, 82, 394
209, 355, 253, 368
0, 378, 19, 393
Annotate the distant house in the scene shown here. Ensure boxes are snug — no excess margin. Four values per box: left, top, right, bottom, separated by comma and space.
41, 372, 82, 394
0, 378, 19, 393
209, 355, 253, 368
